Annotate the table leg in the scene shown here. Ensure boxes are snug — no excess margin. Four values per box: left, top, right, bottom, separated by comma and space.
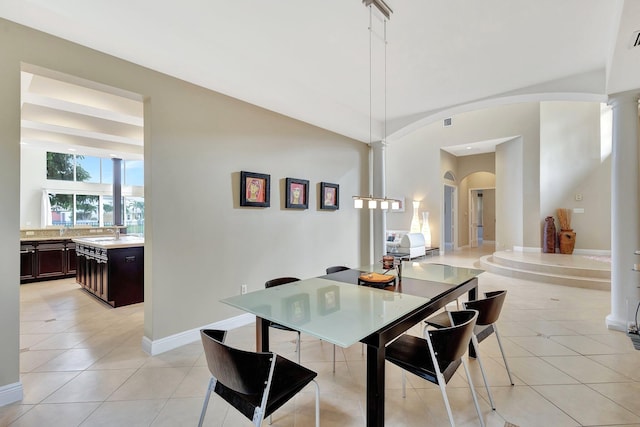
468, 278, 479, 358
256, 316, 270, 352
366, 343, 385, 427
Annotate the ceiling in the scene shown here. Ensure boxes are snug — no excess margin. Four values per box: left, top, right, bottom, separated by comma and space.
4, 0, 640, 158
20, 68, 144, 160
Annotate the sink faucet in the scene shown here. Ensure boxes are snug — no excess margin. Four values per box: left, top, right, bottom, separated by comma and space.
107, 227, 121, 240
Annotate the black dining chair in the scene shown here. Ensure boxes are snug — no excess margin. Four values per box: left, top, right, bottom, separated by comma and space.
198, 329, 319, 427
385, 310, 485, 427
425, 290, 514, 410
325, 265, 350, 274
265, 277, 302, 363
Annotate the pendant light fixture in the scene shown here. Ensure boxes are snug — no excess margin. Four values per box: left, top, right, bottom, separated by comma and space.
353, 0, 400, 210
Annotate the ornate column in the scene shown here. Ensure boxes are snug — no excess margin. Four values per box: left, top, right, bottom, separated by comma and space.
607, 91, 640, 331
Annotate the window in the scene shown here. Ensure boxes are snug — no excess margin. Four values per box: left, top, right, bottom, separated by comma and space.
125, 160, 144, 186
49, 193, 74, 227
47, 193, 144, 233
45, 152, 144, 233
46, 151, 144, 185
125, 197, 145, 234
101, 158, 113, 184
102, 196, 114, 226
46, 152, 76, 181
75, 194, 99, 226
76, 156, 101, 183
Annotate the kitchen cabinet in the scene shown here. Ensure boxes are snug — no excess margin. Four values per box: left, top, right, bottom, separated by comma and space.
20, 239, 77, 283
74, 237, 144, 307
20, 243, 36, 281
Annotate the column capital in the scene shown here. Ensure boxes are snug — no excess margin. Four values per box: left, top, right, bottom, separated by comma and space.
608, 90, 640, 108
370, 140, 385, 151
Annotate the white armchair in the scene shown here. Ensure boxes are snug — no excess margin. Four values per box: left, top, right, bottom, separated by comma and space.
400, 233, 426, 259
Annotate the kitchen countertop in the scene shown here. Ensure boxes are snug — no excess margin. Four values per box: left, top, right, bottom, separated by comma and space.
21, 236, 76, 242
72, 235, 145, 249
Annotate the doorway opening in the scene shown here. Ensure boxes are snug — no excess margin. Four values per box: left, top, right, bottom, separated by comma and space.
469, 188, 495, 248
20, 64, 144, 232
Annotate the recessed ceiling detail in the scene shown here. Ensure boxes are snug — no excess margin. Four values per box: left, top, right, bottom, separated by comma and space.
20, 69, 143, 160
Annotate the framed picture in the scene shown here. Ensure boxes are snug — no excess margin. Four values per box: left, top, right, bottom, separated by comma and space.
317, 285, 340, 315
285, 178, 309, 209
320, 182, 339, 210
240, 171, 270, 207
284, 294, 310, 325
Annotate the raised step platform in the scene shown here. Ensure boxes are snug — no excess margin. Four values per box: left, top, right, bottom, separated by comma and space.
479, 250, 611, 290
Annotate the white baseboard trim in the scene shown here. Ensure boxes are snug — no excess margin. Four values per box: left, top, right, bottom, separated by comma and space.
141, 313, 256, 356
573, 248, 611, 256
0, 382, 23, 407
606, 313, 626, 332
512, 246, 611, 256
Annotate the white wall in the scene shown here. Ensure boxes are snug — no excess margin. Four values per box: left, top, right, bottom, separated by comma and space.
496, 137, 524, 250
387, 101, 609, 253
540, 101, 611, 250
387, 102, 540, 249
0, 29, 20, 401
0, 17, 369, 400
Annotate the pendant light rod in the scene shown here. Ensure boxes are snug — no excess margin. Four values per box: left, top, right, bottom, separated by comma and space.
354, 0, 394, 210
362, 0, 393, 20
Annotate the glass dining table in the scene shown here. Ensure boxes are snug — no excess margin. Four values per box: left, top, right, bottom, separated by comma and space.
221, 261, 483, 427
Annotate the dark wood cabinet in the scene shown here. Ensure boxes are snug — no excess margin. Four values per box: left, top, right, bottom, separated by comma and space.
76, 243, 143, 307
20, 239, 77, 283
20, 243, 36, 281
36, 241, 66, 279
66, 245, 77, 275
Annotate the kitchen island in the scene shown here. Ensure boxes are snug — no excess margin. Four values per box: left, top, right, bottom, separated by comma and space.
72, 235, 144, 307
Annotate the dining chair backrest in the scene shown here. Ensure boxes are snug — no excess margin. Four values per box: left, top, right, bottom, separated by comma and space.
427, 309, 478, 370
199, 329, 320, 427
325, 266, 350, 274
463, 290, 506, 326
265, 277, 300, 288
201, 329, 273, 397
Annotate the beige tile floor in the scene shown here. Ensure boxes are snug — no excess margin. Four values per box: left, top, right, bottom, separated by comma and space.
3, 245, 640, 426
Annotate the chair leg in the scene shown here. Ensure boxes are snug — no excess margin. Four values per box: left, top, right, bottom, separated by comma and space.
312, 379, 320, 427
296, 331, 301, 364
401, 370, 407, 398
471, 334, 495, 410
461, 359, 485, 427
332, 344, 336, 373
198, 377, 215, 427
436, 373, 456, 427
493, 325, 514, 385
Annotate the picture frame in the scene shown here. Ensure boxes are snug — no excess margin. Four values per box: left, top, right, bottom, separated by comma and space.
285, 178, 309, 209
240, 171, 270, 207
284, 293, 310, 325
317, 285, 340, 315
320, 182, 339, 210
